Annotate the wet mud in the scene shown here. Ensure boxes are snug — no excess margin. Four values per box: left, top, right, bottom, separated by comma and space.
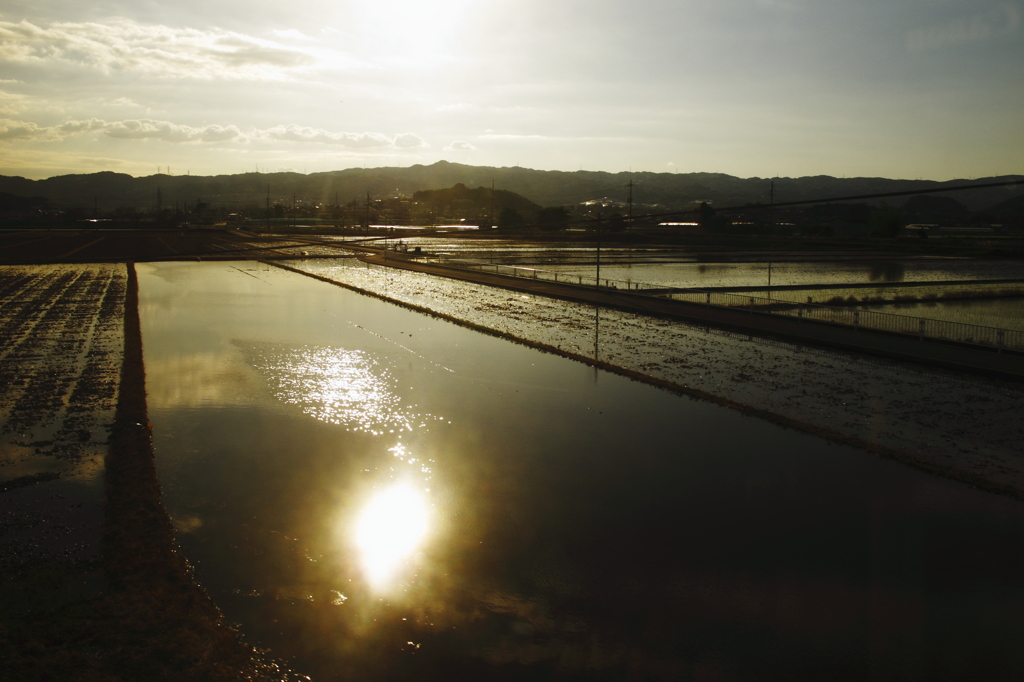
0, 229, 360, 264
0, 263, 297, 681
0, 264, 123, 578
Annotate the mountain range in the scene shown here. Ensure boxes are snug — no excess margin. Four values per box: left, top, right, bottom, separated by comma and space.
0, 161, 1021, 216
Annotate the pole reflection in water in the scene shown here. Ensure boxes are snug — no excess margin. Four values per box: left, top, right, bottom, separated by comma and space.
353, 483, 431, 591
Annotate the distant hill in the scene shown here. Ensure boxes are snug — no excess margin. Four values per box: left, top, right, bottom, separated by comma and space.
412, 183, 540, 218
988, 194, 1024, 219
0, 161, 1020, 213
900, 195, 970, 223
0, 191, 49, 211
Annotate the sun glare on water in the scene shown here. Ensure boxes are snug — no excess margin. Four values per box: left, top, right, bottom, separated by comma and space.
355, 484, 431, 590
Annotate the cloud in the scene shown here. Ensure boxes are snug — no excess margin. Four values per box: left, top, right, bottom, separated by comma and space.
55, 119, 109, 136
393, 132, 428, 148
0, 119, 53, 141
259, 125, 425, 149
907, 4, 1022, 52
0, 118, 426, 149
260, 125, 390, 147
272, 29, 315, 42
0, 18, 318, 80
104, 120, 245, 143
478, 132, 633, 143
444, 140, 476, 151
0, 89, 30, 116
0, 117, 244, 142
478, 133, 551, 141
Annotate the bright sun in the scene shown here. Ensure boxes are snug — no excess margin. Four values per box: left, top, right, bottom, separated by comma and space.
354, 483, 431, 590
352, 0, 479, 67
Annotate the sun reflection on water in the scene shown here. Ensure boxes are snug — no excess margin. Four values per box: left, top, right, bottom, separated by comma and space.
354, 484, 431, 590
238, 342, 442, 435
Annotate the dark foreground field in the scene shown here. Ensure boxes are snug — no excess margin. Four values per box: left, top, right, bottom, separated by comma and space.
0, 228, 356, 264
0, 263, 297, 681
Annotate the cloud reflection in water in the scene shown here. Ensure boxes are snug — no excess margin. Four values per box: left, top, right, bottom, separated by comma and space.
238, 342, 440, 435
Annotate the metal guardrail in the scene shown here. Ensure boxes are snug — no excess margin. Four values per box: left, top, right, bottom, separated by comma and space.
433, 256, 1024, 353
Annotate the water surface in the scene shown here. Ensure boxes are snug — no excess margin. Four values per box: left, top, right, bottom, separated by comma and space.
139, 261, 1024, 681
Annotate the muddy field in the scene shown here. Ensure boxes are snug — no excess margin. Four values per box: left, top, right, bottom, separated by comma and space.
0, 264, 125, 677
0, 264, 124, 564
287, 257, 1024, 499
0, 229, 355, 264
0, 263, 296, 680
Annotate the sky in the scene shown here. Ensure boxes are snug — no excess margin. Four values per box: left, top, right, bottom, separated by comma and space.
0, 0, 1021, 181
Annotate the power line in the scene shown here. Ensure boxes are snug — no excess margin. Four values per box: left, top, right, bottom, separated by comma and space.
581, 178, 1024, 227
729, 178, 1024, 213
529, 178, 1024, 231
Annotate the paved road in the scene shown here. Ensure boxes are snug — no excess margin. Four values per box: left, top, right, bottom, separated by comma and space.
364, 251, 1024, 382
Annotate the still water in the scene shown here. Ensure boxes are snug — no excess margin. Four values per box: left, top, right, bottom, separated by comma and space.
449, 255, 1024, 330
540, 259, 1024, 289
853, 297, 1024, 332
138, 262, 1024, 681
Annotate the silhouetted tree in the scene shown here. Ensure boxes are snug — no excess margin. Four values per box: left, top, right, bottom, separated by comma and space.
536, 206, 570, 231
697, 202, 729, 232
498, 206, 524, 228
698, 201, 715, 226
871, 203, 905, 238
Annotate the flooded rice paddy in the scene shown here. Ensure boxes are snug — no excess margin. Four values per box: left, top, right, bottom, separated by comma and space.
139, 261, 1024, 681
293, 257, 1024, 495
566, 261, 1024, 331
0, 264, 124, 574
422, 251, 1024, 330
529, 259, 1024, 289
402, 237, 1024, 284
851, 297, 1024, 332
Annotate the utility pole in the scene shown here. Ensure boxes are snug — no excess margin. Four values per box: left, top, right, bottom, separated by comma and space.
489, 180, 494, 229
266, 184, 270, 231
365, 192, 370, 235
627, 178, 633, 231
770, 179, 775, 231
